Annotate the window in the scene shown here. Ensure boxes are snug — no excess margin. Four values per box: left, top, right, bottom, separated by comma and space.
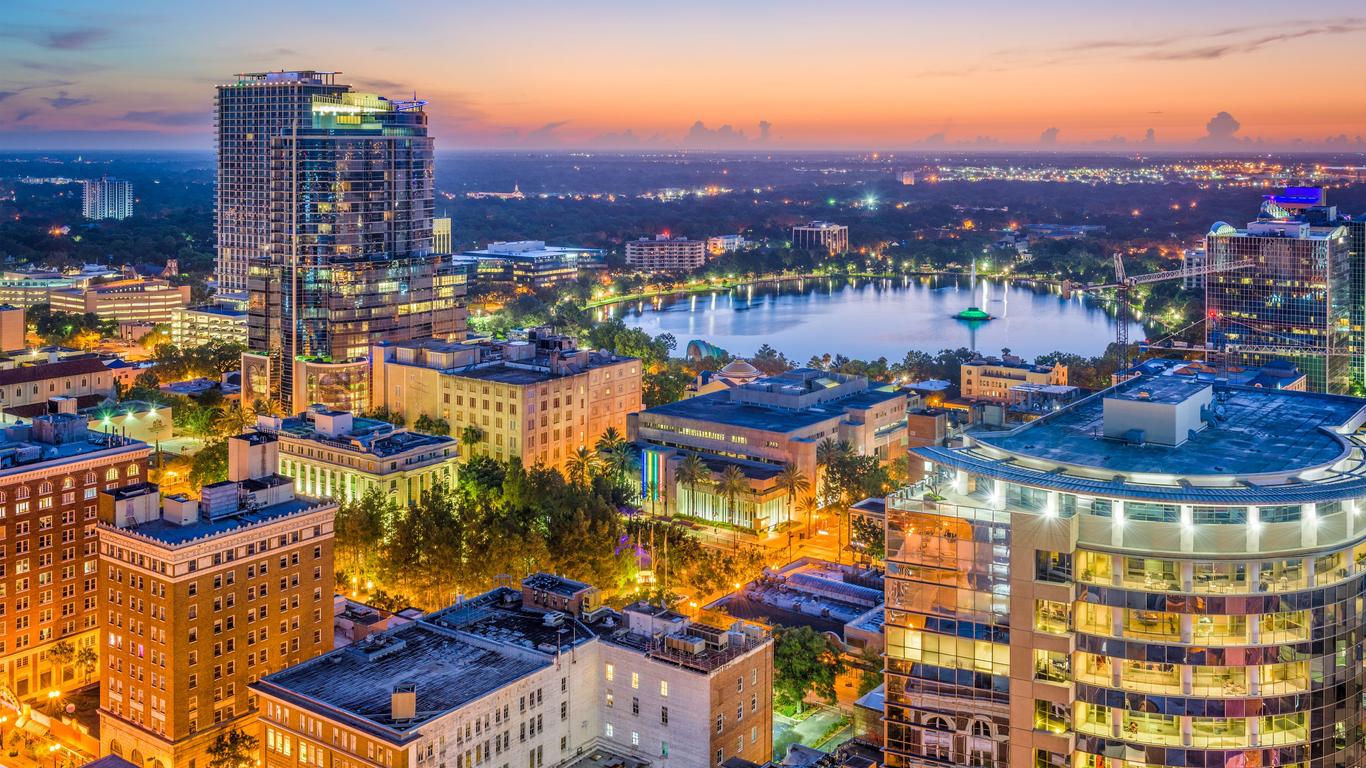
604, 723, 613, 739
1035, 551, 1072, 583
604, 663, 614, 682
661, 707, 668, 726
659, 680, 668, 697
630, 672, 638, 690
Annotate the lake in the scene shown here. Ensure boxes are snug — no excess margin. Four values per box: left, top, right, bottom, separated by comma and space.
603, 275, 1141, 363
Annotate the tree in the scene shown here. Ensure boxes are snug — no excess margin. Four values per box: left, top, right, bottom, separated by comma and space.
773, 625, 845, 714
367, 406, 406, 427
815, 438, 851, 507
714, 465, 749, 533
414, 414, 452, 436
460, 424, 484, 458
675, 453, 708, 519
775, 463, 810, 531
188, 440, 228, 490
75, 645, 97, 684
566, 446, 601, 488
207, 727, 259, 768
855, 646, 883, 696
47, 640, 74, 682
851, 514, 886, 562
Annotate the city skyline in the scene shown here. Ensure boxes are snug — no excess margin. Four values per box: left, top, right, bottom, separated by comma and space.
1, 0, 1365, 151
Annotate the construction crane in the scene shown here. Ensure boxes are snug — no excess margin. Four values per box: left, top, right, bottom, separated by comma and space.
1081, 253, 1255, 367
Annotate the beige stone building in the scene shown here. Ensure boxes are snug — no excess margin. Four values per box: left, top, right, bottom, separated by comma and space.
259, 407, 459, 507
49, 279, 191, 325
371, 329, 641, 471
251, 573, 771, 768
959, 354, 1068, 404
97, 431, 336, 768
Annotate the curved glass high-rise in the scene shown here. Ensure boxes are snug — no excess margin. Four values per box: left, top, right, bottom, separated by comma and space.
885, 371, 1366, 768
218, 71, 465, 412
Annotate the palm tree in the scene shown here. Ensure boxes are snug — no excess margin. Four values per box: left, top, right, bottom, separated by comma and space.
595, 426, 626, 455
460, 424, 484, 460
775, 463, 810, 561
675, 453, 708, 520
798, 493, 818, 539
815, 439, 853, 507
715, 465, 749, 546
566, 446, 600, 488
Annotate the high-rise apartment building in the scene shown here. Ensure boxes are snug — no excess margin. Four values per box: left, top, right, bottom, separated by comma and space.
0, 413, 148, 699
371, 328, 641, 471
97, 430, 336, 768
624, 236, 707, 272
1204, 196, 1353, 393
215, 71, 349, 298
220, 71, 466, 413
887, 370, 1366, 768
83, 177, 134, 220
252, 573, 772, 768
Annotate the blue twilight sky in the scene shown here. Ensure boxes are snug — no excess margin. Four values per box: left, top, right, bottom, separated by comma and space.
2, 0, 1365, 150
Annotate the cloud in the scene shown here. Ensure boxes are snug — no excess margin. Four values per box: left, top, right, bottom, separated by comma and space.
1197, 111, 1243, 146
916, 132, 947, 146
1138, 21, 1366, 61
13, 110, 38, 122
43, 90, 92, 110
120, 110, 205, 127
1141, 128, 1156, 145
44, 27, 110, 50
0, 92, 14, 103
758, 121, 771, 142
1039, 127, 1059, 145
684, 120, 748, 147
918, 18, 1366, 78
524, 120, 569, 143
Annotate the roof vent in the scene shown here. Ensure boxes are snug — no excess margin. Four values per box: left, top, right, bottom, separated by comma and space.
542, 611, 565, 627
391, 683, 416, 722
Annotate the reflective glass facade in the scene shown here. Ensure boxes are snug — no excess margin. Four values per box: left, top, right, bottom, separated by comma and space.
887, 378, 1366, 768
1205, 219, 1352, 393
221, 73, 466, 411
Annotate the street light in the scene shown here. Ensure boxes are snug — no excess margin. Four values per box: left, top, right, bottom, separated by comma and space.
49, 742, 60, 768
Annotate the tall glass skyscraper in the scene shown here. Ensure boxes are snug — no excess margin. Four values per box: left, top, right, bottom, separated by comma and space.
1204, 200, 1352, 394
218, 71, 465, 412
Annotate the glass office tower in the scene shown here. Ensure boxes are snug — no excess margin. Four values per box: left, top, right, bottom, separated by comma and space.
221, 72, 464, 412
886, 372, 1366, 768
1204, 214, 1352, 394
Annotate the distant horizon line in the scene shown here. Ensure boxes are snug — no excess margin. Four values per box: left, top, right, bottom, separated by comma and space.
2, 146, 1365, 159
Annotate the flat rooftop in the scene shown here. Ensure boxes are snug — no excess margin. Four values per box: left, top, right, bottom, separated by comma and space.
110, 496, 321, 547
256, 622, 547, 738
1107, 376, 1208, 405
643, 387, 901, 434
425, 589, 593, 654
978, 382, 1362, 477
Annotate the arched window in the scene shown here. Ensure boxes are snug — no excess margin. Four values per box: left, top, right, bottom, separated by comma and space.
38, 481, 51, 495
109, 740, 124, 757
15, 486, 29, 500
106, 467, 118, 481
970, 720, 992, 738
925, 716, 951, 731
130, 749, 143, 766
62, 477, 74, 490
127, 465, 140, 477
85, 471, 96, 485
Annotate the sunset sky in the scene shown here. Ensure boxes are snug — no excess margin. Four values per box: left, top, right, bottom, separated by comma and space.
2, 0, 1365, 151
